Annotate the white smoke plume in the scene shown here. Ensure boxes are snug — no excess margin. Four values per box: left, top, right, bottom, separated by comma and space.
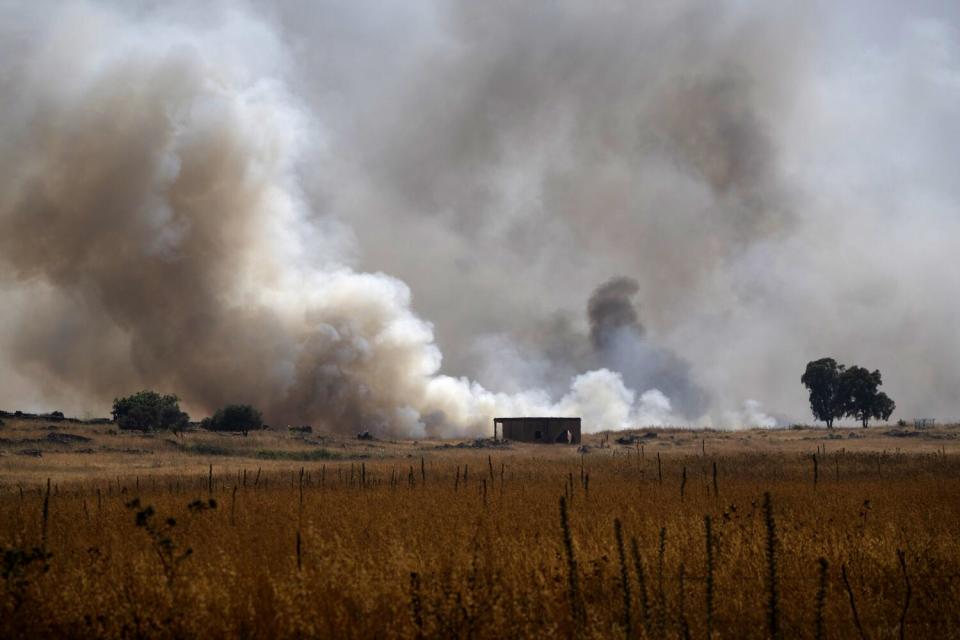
2, 2, 958, 432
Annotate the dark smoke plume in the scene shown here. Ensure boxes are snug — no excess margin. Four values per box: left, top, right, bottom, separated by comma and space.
587, 277, 710, 419
588, 277, 645, 351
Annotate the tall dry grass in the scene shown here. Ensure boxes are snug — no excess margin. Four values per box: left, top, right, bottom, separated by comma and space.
1, 450, 959, 638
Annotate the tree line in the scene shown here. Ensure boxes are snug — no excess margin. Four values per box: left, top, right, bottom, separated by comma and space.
801, 358, 895, 428
111, 390, 264, 435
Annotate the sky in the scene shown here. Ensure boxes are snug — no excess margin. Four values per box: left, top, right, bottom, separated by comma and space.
0, 1, 958, 434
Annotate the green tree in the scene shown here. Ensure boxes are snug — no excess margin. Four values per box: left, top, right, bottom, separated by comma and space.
801, 358, 846, 428
840, 367, 896, 428
874, 392, 896, 423
112, 391, 189, 432
202, 404, 263, 435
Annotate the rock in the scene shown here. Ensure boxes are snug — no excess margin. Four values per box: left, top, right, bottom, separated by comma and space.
17, 449, 42, 457
613, 431, 657, 445
46, 432, 93, 445
288, 425, 313, 434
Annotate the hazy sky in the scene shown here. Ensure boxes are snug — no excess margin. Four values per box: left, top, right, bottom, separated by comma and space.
1, 1, 958, 431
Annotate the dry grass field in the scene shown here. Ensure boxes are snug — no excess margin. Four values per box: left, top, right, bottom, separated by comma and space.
2, 414, 960, 638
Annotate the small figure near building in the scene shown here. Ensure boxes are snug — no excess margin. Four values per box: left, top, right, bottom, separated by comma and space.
493, 417, 581, 445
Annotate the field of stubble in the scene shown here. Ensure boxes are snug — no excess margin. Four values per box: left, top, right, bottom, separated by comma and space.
2, 416, 960, 638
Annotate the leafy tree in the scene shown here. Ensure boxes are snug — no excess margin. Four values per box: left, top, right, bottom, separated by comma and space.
801, 358, 846, 428
202, 404, 263, 435
874, 392, 896, 423
840, 367, 896, 428
112, 391, 189, 432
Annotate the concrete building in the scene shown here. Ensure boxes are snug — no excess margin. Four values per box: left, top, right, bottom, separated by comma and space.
492, 417, 581, 444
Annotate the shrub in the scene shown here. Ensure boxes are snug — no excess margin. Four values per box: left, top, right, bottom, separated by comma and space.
253, 449, 343, 461
112, 391, 189, 432
202, 404, 263, 435
181, 443, 233, 456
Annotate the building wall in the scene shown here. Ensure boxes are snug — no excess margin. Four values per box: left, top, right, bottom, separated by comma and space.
496, 418, 581, 444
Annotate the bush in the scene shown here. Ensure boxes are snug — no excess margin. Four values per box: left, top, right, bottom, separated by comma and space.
182, 443, 233, 456
112, 391, 189, 432
202, 404, 263, 435
254, 448, 342, 461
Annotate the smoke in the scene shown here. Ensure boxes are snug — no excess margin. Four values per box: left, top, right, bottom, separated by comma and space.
587, 277, 710, 419
485, 275, 712, 420
588, 277, 643, 352
0, 4, 443, 433
2, 1, 959, 431
0, 1, 679, 435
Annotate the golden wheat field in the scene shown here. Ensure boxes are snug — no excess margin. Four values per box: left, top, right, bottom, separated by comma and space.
2, 416, 960, 638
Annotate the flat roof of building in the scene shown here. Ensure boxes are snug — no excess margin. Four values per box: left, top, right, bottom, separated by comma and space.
493, 417, 580, 421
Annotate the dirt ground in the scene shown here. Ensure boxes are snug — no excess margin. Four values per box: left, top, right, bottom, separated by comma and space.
1, 412, 955, 486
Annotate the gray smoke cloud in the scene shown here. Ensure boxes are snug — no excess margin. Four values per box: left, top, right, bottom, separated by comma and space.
587, 277, 710, 420
2, 1, 960, 430
466, 276, 710, 421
